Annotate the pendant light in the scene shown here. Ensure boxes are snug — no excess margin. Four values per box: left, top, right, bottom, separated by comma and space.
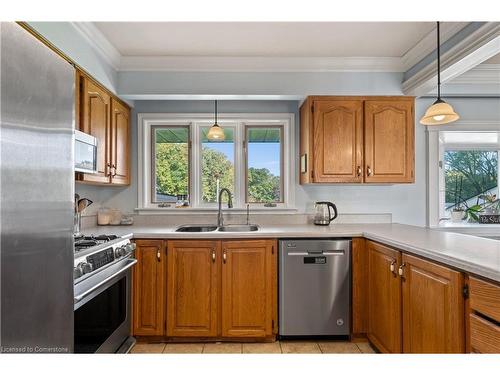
207, 100, 225, 141
420, 22, 460, 126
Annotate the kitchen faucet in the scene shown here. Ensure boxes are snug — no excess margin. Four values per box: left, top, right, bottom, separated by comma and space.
217, 188, 233, 227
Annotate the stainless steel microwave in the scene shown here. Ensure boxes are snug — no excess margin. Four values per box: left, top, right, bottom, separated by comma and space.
75, 130, 98, 174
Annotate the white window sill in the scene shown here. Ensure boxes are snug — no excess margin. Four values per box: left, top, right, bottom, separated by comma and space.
432, 221, 500, 228
134, 207, 299, 215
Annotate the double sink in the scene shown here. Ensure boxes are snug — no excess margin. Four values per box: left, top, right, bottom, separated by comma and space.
175, 224, 259, 233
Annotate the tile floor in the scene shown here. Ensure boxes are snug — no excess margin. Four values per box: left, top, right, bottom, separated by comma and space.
130, 341, 376, 354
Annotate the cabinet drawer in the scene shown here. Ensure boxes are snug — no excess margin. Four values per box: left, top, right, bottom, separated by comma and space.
470, 314, 500, 353
469, 277, 500, 322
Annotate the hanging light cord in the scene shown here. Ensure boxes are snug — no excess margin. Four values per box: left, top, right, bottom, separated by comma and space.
437, 21, 441, 100
214, 100, 218, 125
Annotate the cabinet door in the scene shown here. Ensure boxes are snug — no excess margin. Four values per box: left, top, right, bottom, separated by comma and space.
77, 75, 111, 184
133, 240, 166, 336
364, 100, 414, 183
367, 241, 402, 353
401, 254, 465, 353
312, 100, 364, 182
110, 98, 130, 185
167, 240, 219, 337
221, 240, 276, 338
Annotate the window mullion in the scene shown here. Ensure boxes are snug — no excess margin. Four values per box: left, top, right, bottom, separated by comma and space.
234, 121, 245, 209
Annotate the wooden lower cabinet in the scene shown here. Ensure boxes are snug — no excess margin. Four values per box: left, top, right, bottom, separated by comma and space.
132, 240, 166, 336
159, 239, 277, 340
467, 276, 500, 353
221, 240, 275, 338
367, 241, 402, 353
366, 240, 466, 353
166, 240, 219, 337
401, 254, 464, 353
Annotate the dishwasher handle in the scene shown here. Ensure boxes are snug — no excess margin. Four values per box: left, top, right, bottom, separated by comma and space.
287, 250, 345, 256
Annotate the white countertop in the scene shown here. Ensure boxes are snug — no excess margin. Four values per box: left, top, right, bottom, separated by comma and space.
83, 223, 500, 283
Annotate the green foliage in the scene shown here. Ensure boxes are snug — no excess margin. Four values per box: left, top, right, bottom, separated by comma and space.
248, 167, 281, 203
155, 143, 189, 198
155, 143, 281, 203
445, 151, 498, 205
201, 146, 234, 203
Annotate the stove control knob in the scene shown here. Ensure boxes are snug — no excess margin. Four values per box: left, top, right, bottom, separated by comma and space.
124, 243, 135, 253
114, 248, 122, 258
81, 262, 93, 275
117, 246, 126, 257
73, 266, 83, 279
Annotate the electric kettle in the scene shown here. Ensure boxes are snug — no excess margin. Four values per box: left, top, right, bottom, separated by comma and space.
314, 201, 338, 225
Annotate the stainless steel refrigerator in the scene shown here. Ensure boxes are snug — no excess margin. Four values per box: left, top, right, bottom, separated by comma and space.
1, 22, 75, 353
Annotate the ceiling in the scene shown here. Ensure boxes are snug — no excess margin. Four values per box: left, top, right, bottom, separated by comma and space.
94, 22, 435, 58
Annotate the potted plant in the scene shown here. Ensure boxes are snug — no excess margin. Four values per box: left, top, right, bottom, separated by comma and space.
451, 204, 466, 222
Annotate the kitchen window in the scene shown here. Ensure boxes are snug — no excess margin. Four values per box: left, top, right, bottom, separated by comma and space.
427, 123, 500, 226
245, 126, 283, 204
138, 113, 295, 211
439, 131, 499, 220
151, 126, 190, 204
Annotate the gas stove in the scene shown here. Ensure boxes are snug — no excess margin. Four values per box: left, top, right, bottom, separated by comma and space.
73, 234, 135, 284
74, 234, 120, 252
73, 233, 137, 354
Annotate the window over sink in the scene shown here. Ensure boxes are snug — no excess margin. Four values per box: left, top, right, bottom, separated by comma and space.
138, 113, 295, 211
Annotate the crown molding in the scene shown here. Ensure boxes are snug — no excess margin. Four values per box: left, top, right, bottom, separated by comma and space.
70, 22, 121, 70
401, 22, 468, 71
446, 63, 500, 84
118, 56, 404, 72
402, 23, 500, 96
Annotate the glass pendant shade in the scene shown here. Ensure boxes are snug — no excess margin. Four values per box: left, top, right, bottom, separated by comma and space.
207, 123, 225, 141
420, 99, 460, 125
207, 100, 225, 141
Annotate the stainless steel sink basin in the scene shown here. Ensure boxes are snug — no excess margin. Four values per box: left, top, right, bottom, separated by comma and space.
175, 225, 218, 232
218, 224, 259, 232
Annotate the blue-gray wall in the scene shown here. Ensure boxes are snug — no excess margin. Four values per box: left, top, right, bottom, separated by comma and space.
28, 22, 118, 93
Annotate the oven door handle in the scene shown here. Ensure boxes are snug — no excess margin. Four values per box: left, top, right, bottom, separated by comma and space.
74, 259, 137, 303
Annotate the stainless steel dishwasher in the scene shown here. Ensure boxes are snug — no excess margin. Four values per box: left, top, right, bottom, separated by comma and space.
279, 239, 351, 337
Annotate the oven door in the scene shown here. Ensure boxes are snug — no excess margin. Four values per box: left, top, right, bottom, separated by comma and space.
74, 258, 136, 353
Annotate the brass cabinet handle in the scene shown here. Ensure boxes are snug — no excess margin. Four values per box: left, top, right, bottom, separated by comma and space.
398, 263, 406, 278
357, 166, 362, 177
390, 260, 397, 275
111, 163, 117, 177
367, 166, 372, 176
156, 249, 161, 262
211, 249, 216, 263
106, 162, 112, 177
223, 250, 227, 264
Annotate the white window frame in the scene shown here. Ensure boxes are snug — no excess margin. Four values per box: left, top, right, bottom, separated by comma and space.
137, 113, 295, 213
427, 121, 500, 227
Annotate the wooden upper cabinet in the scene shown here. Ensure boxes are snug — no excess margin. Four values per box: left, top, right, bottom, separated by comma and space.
221, 240, 276, 338
312, 100, 363, 183
133, 240, 166, 336
300, 96, 415, 184
364, 100, 415, 183
77, 75, 111, 184
401, 254, 464, 353
110, 99, 130, 185
367, 241, 402, 353
167, 240, 220, 337
76, 72, 130, 186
